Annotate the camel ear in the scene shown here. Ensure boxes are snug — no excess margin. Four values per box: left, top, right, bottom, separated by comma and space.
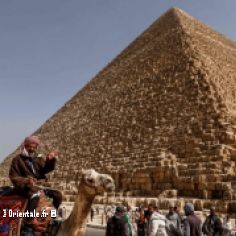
76, 168, 84, 177
75, 168, 87, 180
81, 168, 86, 175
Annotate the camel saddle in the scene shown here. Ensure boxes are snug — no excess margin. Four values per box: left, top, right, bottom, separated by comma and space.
0, 186, 56, 236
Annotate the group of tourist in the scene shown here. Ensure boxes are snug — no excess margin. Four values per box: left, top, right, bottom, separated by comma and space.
105, 203, 233, 236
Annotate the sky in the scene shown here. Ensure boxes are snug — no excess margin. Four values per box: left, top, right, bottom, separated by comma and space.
0, 0, 236, 163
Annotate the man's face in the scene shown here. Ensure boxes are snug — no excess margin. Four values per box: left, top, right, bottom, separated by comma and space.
148, 207, 154, 215
25, 143, 38, 155
210, 209, 215, 215
169, 207, 174, 214
174, 207, 178, 212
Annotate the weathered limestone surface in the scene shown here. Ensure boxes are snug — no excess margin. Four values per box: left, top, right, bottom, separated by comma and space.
1, 8, 236, 214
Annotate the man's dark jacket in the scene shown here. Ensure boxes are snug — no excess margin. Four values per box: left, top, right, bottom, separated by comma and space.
106, 213, 129, 236
9, 153, 56, 197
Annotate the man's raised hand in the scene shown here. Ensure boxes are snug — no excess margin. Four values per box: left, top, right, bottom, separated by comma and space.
47, 150, 59, 160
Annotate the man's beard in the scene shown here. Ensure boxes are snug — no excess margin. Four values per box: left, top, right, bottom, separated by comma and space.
22, 147, 38, 158
28, 151, 37, 158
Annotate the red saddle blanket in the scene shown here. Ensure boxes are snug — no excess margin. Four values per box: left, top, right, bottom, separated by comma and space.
0, 195, 27, 236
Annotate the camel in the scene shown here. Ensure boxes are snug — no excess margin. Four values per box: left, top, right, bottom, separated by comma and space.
52, 169, 115, 236
0, 169, 115, 236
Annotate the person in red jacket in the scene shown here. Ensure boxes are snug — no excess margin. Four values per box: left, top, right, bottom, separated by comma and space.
9, 135, 62, 212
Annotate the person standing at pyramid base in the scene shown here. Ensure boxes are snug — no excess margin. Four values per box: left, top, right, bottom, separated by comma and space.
9, 135, 62, 213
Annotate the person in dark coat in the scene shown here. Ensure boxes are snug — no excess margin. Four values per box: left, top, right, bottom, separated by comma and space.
90, 207, 95, 222
106, 206, 129, 236
9, 135, 62, 212
183, 203, 202, 236
202, 207, 229, 236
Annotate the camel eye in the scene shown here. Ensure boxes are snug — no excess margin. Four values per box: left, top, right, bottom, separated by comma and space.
87, 177, 94, 184
104, 179, 111, 184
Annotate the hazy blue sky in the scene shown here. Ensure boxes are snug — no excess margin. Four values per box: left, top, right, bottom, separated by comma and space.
0, 0, 236, 163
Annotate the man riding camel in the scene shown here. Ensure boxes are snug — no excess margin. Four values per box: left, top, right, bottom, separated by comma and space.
9, 135, 62, 213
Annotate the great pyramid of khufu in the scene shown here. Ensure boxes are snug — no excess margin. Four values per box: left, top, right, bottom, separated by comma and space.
1, 7, 236, 214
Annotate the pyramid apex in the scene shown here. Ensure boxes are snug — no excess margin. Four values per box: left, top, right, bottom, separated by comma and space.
165, 7, 192, 19
152, 7, 193, 30
169, 6, 183, 12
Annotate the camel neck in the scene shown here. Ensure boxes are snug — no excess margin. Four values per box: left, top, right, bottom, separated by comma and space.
64, 185, 96, 234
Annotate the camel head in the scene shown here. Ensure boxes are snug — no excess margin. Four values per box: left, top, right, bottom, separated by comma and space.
76, 169, 115, 196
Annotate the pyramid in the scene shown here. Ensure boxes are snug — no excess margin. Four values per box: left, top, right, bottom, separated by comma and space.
1, 7, 236, 213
